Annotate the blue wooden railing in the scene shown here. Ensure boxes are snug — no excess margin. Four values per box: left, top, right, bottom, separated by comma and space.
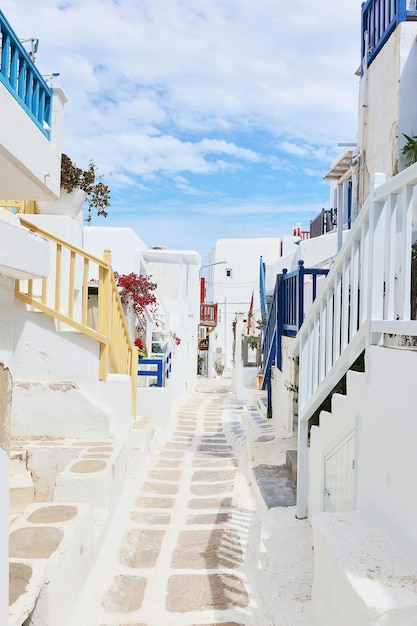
0, 10, 52, 138
261, 260, 328, 413
361, 0, 416, 70
259, 256, 268, 318
138, 351, 172, 387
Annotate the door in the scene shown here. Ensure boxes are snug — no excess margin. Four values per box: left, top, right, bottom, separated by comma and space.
323, 431, 355, 512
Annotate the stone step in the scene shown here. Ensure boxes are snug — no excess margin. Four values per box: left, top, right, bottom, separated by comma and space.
9, 471, 34, 515
131, 415, 153, 450
313, 511, 417, 625
252, 464, 296, 509
9, 503, 95, 626
286, 449, 297, 486
9, 450, 27, 476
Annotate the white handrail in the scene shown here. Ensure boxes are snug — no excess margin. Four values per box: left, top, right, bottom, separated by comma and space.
294, 164, 417, 517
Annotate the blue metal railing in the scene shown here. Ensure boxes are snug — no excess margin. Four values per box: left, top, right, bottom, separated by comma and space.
0, 10, 52, 138
138, 351, 172, 387
361, 0, 416, 70
259, 256, 268, 318
261, 260, 329, 412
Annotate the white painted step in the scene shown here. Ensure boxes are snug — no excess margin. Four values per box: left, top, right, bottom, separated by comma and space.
9, 471, 34, 514
9, 450, 27, 476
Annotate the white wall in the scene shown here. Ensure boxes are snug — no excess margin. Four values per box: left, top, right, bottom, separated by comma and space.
273, 230, 340, 276
83, 227, 147, 275
0, 213, 51, 626
0, 85, 66, 200
145, 254, 200, 404
207, 238, 281, 375
357, 22, 417, 205
398, 23, 417, 164
308, 344, 417, 567
270, 336, 297, 435
356, 345, 417, 566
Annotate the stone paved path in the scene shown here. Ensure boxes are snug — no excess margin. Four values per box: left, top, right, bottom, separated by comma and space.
72, 383, 312, 625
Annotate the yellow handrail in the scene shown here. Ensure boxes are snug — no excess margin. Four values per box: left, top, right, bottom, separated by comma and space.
15, 217, 137, 416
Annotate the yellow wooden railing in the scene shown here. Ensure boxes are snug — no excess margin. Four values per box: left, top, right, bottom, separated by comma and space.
15, 217, 138, 416
0, 199, 37, 213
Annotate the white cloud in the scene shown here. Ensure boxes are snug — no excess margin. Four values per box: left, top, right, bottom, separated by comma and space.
4, 0, 362, 147
1, 0, 363, 255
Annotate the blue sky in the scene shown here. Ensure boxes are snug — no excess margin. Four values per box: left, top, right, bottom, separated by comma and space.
3, 0, 363, 263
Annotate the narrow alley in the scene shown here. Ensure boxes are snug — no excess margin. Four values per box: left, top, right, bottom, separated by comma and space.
70, 379, 313, 626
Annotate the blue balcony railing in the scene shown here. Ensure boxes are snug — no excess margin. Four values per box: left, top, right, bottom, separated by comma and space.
361, 0, 417, 70
261, 260, 329, 414
0, 10, 52, 138
138, 351, 172, 387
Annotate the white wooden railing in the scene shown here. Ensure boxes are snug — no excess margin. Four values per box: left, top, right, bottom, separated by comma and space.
294, 166, 417, 517
15, 217, 138, 416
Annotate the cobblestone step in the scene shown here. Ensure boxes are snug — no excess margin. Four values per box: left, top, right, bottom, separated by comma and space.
67, 385, 313, 626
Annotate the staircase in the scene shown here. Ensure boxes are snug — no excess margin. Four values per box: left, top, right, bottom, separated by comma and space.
7, 432, 145, 626
9, 450, 34, 525
309, 344, 417, 624
6, 218, 145, 625
294, 169, 417, 518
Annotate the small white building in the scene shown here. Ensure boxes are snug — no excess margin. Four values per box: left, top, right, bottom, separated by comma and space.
205, 237, 297, 378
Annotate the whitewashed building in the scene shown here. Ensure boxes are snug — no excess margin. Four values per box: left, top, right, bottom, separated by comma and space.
260, 2, 417, 623
204, 236, 297, 380
0, 10, 200, 625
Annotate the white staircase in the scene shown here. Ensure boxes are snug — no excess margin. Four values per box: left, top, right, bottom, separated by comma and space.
9, 450, 34, 525
309, 344, 417, 625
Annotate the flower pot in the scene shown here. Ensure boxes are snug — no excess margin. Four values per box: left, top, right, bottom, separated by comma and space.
37, 188, 87, 217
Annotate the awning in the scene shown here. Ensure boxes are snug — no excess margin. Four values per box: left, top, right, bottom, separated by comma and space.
323, 150, 354, 181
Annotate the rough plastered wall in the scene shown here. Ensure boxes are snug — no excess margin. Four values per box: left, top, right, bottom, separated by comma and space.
0, 364, 12, 625
270, 336, 297, 436
0, 276, 15, 626
357, 28, 399, 206
358, 22, 417, 206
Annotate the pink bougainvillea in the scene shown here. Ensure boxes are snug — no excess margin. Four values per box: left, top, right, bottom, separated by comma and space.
115, 272, 158, 333
170, 332, 181, 346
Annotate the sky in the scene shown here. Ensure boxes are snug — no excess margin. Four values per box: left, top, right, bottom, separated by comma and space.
2, 0, 363, 263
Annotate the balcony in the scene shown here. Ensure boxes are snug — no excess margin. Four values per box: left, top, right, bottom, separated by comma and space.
0, 10, 66, 200
310, 208, 337, 239
200, 303, 218, 326
361, 0, 417, 69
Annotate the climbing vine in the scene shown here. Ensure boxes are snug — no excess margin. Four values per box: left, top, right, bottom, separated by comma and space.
114, 272, 158, 333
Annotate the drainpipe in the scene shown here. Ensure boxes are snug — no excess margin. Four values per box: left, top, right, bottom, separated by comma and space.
360, 31, 369, 210
337, 182, 344, 251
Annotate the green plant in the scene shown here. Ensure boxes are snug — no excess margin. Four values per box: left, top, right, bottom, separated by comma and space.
247, 335, 260, 350
256, 313, 267, 331
214, 357, 224, 375
401, 133, 417, 167
60, 153, 110, 223
284, 382, 299, 394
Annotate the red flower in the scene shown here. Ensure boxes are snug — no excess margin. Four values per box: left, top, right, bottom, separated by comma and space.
114, 272, 159, 333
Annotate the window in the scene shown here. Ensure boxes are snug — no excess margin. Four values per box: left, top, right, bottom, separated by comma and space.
226, 268, 232, 277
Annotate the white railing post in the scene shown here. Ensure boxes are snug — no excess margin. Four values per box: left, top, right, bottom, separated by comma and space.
384, 193, 397, 320
399, 184, 413, 320
367, 173, 386, 322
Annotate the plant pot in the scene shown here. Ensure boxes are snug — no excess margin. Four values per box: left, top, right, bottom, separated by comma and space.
37, 188, 87, 217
